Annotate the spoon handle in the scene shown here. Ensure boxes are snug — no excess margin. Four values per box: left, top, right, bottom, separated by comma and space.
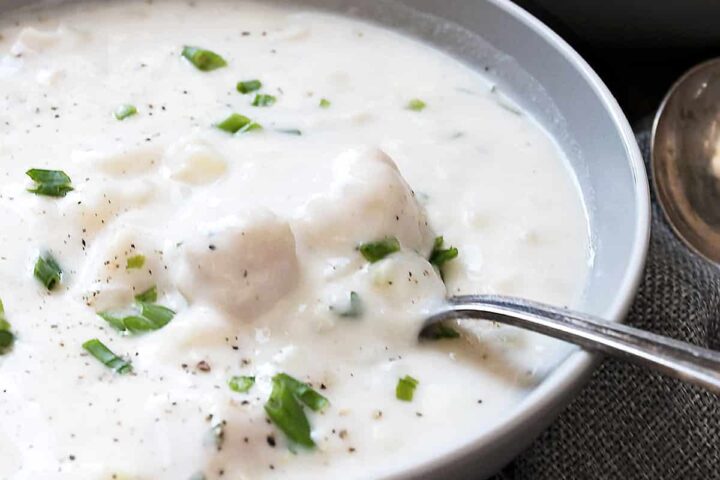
431, 295, 720, 394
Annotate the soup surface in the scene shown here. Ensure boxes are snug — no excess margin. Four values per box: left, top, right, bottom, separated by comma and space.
0, 1, 590, 479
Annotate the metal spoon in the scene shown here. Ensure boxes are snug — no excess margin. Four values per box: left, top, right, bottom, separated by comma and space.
422, 295, 720, 394
652, 57, 720, 264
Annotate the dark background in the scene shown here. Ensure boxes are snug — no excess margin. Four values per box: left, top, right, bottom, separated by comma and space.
513, 0, 720, 127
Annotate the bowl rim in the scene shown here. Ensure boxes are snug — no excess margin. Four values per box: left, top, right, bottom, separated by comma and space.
395, 0, 651, 477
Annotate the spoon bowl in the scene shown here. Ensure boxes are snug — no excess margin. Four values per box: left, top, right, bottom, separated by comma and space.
652, 57, 720, 264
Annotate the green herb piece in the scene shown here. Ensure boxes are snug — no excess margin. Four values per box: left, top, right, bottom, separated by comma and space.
114, 104, 137, 121
319, 98, 331, 108
252, 94, 276, 107
215, 113, 262, 134
264, 373, 328, 448
188, 473, 206, 480
0, 300, 14, 353
406, 98, 427, 111
358, 236, 400, 263
423, 324, 460, 340
34, 253, 62, 290
82, 338, 132, 374
181, 46, 227, 71
273, 373, 329, 412
134, 286, 157, 303
236, 79, 262, 94
265, 376, 313, 448
429, 236, 459, 269
26, 169, 73, 197
396, 375, 418, 402
99, 286, 175, 334
98, 312, 128, 332
334, 291, 363, 318
126, 254, 145, 270
228, 375, 255, 393
138, 303, 175, 328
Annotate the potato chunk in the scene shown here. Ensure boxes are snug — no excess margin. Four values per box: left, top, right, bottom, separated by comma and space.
294, 148, 435, 256
171, 209, 299, 321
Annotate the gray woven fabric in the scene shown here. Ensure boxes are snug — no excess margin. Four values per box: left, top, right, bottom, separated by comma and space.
493, 131, 720, 479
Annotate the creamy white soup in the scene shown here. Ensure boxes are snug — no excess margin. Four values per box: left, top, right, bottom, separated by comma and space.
0, 1, 590, 479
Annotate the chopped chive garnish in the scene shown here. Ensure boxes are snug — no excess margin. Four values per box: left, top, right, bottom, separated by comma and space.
274, 373, 329, 412
114, 104, 137, 121
34, 253, 62, 290
26, 169, 73, 197
228, 375, 255, 393
406, 98, 427, 111
138, 302, 175, 328
276, 128, 302, 136
215, 113, 262, 134
126, 254, 145, 270
423, 324, 460, 340
100, 285, 175, 334
0, 300, 14, 353
252, 94, 276, 107
98, 312, 127, 331
134, 286, 157, 303
333, 291, 363, 318
358, 236, 400, 263
82, 338, 132, 374
429, 236, 459, 270
319, 98, 331, 108
264, 373, 330, 448
396, 375, 418, 402
236, 79, 262, 94
181, 46, 227, 71
265, 375, 314, 447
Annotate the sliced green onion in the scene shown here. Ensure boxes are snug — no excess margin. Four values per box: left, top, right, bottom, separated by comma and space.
26, 169, 73, 197
429, 236, 459, 269
181, 46, 227, 71
82, 338, 132, 374
334, 291, 363, 318
126, 254, 145, 270
34, 253, 62, 290
319, 98, 331, 108
99, 285, 175, 334
265, 375, 314, 448
396, 375, 418, 402
98, 312, 128, 332
114, 104, 137, 121
236, 79, 262, 94
0, 300, 14, 353
134, 286, 157, 303
422, 323, 460, 340
138, 302, 175, 328
406, 98, 427, 111
215, 113, 262, 134
358, 236, 400, 263
274, 373, 329, 412
228, 375, 255, 393
252, 94, 276, 107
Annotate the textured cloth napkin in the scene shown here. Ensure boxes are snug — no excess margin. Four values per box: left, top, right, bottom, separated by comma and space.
493, 131, 720, 479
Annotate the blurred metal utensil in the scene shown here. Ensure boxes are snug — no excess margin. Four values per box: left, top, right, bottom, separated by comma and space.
652, 58, 720, 264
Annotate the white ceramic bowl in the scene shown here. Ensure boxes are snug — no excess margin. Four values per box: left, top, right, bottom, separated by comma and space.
0, 0, 651, 478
